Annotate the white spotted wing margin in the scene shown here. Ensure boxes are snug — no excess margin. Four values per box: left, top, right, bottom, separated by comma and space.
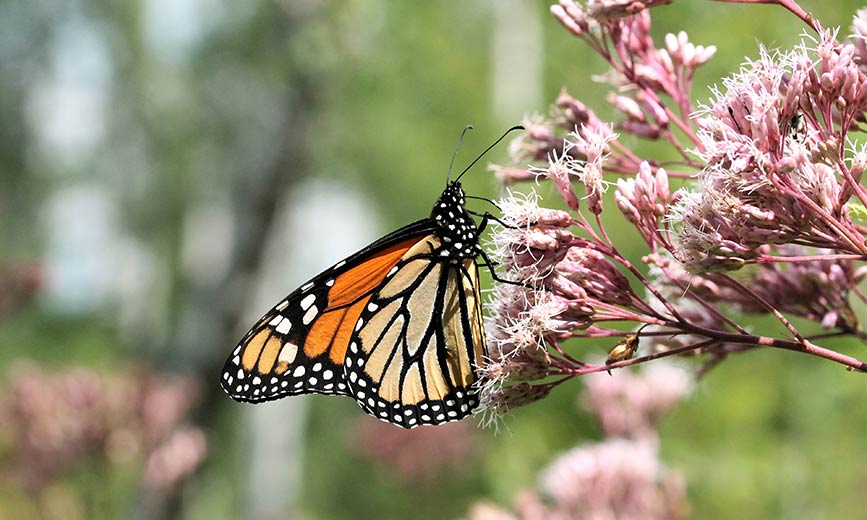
219, 219, 436, 404
344, 235, 486, 429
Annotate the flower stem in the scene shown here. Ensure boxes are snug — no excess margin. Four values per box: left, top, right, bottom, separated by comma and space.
712, 0, 819, 32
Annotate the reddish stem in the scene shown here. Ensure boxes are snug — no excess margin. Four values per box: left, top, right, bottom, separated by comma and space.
755, 253, 867, 264
712, 0, 819, 32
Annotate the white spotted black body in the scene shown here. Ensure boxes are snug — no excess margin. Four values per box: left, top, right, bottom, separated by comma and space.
430, 181, 482, 265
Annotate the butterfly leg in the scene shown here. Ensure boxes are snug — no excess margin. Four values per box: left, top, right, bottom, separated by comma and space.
474, 247, 529, 287
471, 210, 522, 232
465, 196, 502, 210
471, 212, 536, 288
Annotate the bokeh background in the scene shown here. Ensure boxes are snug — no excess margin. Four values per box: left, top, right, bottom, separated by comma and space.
2, 0, 866, 518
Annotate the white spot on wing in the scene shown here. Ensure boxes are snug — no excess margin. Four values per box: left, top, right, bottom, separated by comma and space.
302, 305, 318, 325
278, 342, 298, 365
300, 294, 316, 310
276, 319, 292, 335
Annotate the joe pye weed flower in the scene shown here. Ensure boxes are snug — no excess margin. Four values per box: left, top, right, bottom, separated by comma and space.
480, 0, 867, 417
468, 0, 867, 517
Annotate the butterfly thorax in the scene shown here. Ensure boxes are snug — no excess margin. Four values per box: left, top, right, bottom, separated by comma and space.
430, 182, 480, 264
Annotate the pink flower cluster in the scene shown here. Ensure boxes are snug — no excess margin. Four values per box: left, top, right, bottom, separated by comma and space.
0, 362, 206, 495
349, 417, 478, 482
469, 364, 691, 520
480, 0, 867, 416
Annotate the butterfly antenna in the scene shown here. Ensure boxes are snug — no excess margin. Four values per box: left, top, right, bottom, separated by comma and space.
454, 124, 525, 182
447, 124, 475, 184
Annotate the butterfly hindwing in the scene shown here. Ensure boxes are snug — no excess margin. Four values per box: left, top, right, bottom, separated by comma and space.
220, 220, 435, 403
343, 234, 486, 428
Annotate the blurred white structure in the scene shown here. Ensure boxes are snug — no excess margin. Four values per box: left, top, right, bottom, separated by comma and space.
245, 177, 379, 520
491, 0, 543, 125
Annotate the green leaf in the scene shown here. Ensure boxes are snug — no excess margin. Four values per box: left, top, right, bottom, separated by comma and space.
848, 202, 867, 224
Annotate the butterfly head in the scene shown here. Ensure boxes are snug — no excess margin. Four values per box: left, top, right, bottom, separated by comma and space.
431, 181, 479, 263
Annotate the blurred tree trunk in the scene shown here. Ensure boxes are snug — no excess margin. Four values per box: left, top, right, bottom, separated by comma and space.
132, 5, 323, 519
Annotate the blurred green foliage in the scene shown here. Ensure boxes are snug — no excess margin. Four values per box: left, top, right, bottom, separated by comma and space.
1, 1, 866, 519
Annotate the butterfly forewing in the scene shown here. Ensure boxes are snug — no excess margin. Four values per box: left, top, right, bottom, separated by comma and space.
220, 221, 434, 403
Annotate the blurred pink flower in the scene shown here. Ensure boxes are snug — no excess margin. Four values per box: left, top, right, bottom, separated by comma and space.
0, 362, 205, 494
142, 427, 208, 491
469, 364, 690, 520
582, 363, 691, 440
349, 416, 478, 483
536, 439, 687, 520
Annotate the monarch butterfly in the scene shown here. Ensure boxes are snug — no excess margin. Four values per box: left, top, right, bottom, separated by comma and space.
220, 126, 523, 429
